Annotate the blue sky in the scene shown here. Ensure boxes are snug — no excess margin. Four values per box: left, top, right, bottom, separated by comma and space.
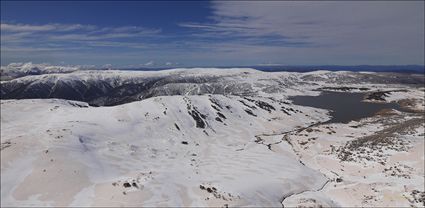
1, 1, 424, 67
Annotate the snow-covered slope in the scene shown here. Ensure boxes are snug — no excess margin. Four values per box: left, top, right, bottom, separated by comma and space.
1, 94, 329, 207
1, 68, 424, 207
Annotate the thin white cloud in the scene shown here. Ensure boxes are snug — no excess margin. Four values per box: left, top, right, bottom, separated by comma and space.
179, 1, 425, 65
1, 46, 88, 52
1, 2, 423, 66
1, 22, 161, 58
182, 1, 424, 42
1, 22, 160, 43
0, 23, 96, 32
1, 23, 56, 32
85, 41, 146, 49
144, 61, 154, 66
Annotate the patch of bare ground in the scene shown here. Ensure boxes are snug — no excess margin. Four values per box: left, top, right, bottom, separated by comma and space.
364, 90, 408, 102
1, 140, 12, 150
374, 108, 400, 116
199, 184, 240, 202
382, 162, 414, 179
406, 190, 425, 207
397, 98, 424, 113
337, 116, 424, 164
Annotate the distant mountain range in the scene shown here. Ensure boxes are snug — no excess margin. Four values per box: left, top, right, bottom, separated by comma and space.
118, 65, 425, 74
1, 63, 423, 81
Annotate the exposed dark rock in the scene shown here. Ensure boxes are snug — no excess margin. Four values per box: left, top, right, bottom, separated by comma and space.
211, 105, 220, 111
1, 141, 12, 150
174, 123, 180, 131
244, 109, 257, 117
239, 100, 257, 110
217, 112, 226, 119
409, 190, 425, 206
281, 107, 291, 115
123, 182, 131, 188
254, 100, 275, 113
209, 98, 223, 110
320, 87, 370, 91
185, 101, 207, 129
188, 109, 206, 128
243, 97, 255, 102
68, 102, 89, 108
254, 137, 263, 143
364, 90, 408, 102
365, 91, 391, 101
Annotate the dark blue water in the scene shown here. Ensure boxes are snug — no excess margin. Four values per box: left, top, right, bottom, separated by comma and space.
290, 91, 403, 124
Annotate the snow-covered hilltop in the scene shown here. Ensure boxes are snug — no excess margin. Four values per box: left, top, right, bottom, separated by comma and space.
1, 68, 424, 207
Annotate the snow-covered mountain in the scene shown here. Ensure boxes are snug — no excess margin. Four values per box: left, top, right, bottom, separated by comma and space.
1, 68, 423, 106
0, 62, 86, 81
1, 68, 424, 207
